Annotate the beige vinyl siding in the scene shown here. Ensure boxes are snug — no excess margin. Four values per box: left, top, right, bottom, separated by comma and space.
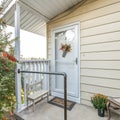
81, 69, 120, 81
81, 31, 120, 45
81, 76, 120, 89
81, 51, 120, 60
81, 61, 120, 70
47, 0, 120, 106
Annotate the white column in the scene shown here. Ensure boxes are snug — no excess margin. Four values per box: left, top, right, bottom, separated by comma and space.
14, 1, 21, 112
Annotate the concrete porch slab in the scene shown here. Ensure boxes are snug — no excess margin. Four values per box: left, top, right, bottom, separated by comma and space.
19, 100, 119, 120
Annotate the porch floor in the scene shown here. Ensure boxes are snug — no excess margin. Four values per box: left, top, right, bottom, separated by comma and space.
19, 100, 119, 120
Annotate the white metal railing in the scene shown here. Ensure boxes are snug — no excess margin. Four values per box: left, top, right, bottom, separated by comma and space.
20, 59, 50, 108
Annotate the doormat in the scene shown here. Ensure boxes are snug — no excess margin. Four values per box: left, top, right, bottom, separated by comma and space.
48, 97, 76, 111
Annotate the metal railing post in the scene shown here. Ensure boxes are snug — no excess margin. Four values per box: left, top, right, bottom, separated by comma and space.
18, 69, 67, 120
63, 73, 67, 120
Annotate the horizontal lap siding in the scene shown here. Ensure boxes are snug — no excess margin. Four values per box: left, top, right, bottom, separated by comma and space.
81, 41, 120, 52
81, 31, 120, 45
81, 61, 120, 70
81, 51, 120, 60
81, 69, 120, 80
81, 76, 120, 89
81, 22, 120, 37
47, 0, 120, 106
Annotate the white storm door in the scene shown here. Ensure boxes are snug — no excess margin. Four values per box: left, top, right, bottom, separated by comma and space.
52, 23, 80, 103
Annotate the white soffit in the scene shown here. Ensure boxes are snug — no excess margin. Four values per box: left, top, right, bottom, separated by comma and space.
3, 0, 83, 36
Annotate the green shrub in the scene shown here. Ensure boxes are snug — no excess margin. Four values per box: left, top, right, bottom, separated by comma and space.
0, 4, 17, 119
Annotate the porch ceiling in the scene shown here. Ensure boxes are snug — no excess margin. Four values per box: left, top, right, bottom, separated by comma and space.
3, 0, 83, 36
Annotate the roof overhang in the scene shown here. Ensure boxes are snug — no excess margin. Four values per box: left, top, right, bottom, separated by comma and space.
2, 0, 84, 36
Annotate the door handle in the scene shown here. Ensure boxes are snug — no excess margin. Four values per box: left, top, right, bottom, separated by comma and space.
75, 58, 78, 64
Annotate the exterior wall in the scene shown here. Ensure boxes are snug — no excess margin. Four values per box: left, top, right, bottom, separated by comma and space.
47, 0, 120, 106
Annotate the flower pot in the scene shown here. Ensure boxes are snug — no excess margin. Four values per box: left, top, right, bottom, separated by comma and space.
62, 51, 67, 57
98, 109, 105, 117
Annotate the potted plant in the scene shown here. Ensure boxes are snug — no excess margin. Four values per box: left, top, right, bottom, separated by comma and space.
91, 93, 108, 117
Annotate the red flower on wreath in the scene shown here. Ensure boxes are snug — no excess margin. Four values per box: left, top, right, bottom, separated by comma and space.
60, 43, 72, 52
60, 43, 72, 57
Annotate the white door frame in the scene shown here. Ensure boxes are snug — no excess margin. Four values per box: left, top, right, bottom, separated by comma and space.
51, 22, 80, 103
